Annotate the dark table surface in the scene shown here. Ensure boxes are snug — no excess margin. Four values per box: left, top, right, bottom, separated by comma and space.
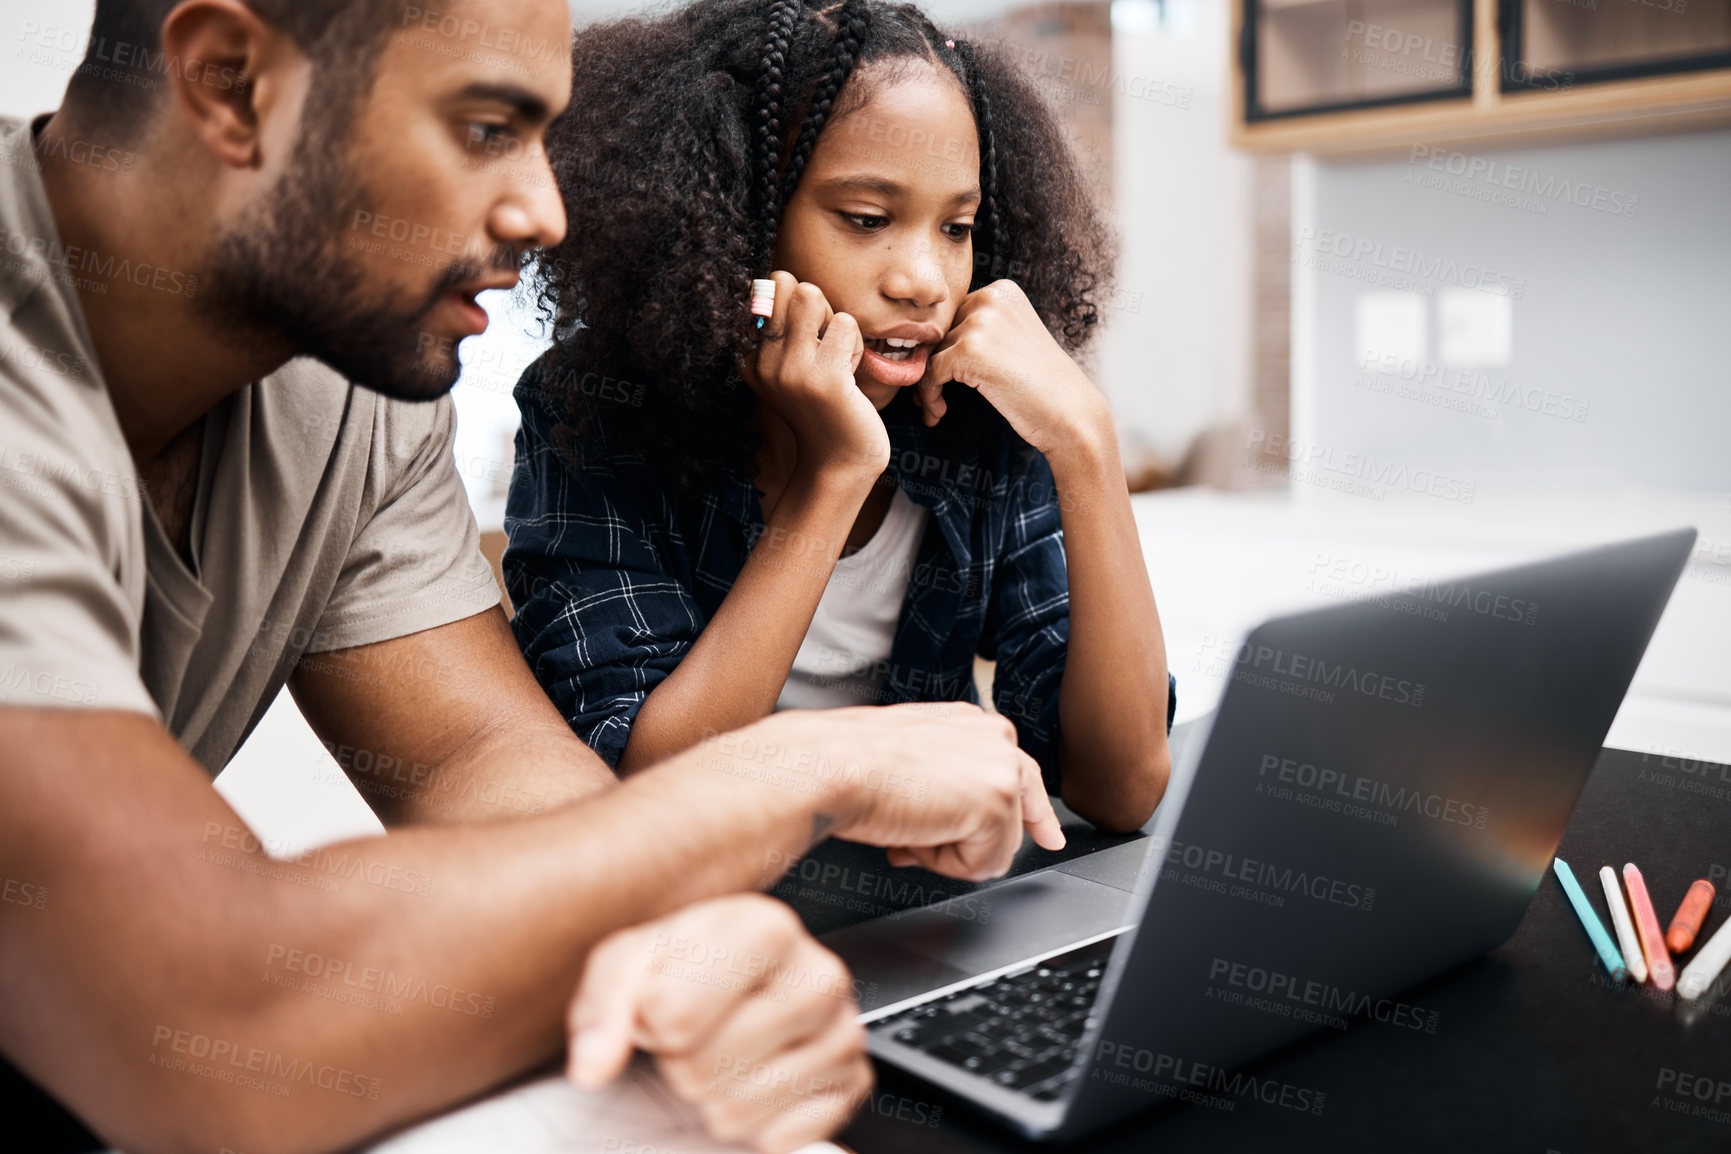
773, 744, 1731, 1154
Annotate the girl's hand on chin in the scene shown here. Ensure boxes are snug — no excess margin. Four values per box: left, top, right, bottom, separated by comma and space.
916, 280, 1113, 461
741, 270, 888, 483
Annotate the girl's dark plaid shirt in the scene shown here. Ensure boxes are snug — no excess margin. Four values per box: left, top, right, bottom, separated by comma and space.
503, 365, 1175, 790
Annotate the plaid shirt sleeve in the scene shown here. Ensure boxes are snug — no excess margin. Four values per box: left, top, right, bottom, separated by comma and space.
982, 447, 1177, 794
503, 379, 707, 768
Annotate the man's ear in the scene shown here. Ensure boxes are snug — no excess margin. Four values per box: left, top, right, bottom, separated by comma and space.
160, 0, 300, 169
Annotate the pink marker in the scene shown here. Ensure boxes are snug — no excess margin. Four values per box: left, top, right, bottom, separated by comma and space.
1622, 864, 1675, 992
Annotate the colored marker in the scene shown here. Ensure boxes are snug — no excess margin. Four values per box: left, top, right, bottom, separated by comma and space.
1666, 879, 1715, 954
1622, 864, 1675, 992
1679, 911, 1731, 1002
1599, 865, 1648, 984
749, 278, 776, 330
1553, 858, 1627, 982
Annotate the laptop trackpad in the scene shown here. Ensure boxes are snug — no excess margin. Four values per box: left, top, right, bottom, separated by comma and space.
822, 871, 1135, 1015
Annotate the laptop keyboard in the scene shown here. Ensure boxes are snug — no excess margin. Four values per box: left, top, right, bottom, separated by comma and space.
868, 935, 1117, 1102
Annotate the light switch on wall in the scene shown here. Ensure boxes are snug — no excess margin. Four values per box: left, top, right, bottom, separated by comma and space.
1354, 291, 1428, 370
1438, 287, 1513, 368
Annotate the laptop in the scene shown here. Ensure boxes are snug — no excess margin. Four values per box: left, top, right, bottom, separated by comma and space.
821, 528, 1696, 1140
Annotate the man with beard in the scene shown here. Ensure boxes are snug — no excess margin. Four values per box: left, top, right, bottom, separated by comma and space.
0, 2, 1065, 1152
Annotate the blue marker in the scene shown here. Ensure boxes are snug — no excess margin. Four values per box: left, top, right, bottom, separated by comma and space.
1554, 857, 1628, 982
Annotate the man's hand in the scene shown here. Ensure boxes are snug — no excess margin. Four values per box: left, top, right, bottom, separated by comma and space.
707, 703, 1066, 882
568, 895, 872, 1153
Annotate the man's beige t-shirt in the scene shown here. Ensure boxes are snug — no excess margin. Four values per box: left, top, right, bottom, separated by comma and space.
0, 115, 502, 772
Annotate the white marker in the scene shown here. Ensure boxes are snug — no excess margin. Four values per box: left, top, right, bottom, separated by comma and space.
1679, 910, 1731, 1002
1599, 865, 1648, 985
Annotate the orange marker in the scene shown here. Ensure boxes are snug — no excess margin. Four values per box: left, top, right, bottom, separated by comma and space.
1667, 879, 1716, 954
1623, 864, 1675, 992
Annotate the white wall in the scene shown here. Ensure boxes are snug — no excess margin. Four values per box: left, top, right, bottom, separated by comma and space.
1098, 0, 1251, 462
1, 0, 97, 118
1285, 125, 1731, 762
1293, 128, 1731, 502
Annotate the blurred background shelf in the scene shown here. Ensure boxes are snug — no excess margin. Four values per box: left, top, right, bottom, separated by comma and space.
1246, 0, 1472, 122
1235, 0, 1731, 154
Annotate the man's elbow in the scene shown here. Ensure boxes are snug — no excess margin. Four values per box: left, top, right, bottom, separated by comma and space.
90, 1067, 398, 1154
38, 946, 394, 1154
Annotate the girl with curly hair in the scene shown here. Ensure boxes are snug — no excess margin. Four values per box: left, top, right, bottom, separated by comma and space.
505, 0, 1175, 832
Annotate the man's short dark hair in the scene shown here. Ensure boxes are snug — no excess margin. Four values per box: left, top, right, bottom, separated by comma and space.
64, 0, 407, 140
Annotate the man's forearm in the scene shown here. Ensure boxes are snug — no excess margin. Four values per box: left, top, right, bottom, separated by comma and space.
0, 710, 839, 1154
289, 607, 620, 826
377, 709, 621, 824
